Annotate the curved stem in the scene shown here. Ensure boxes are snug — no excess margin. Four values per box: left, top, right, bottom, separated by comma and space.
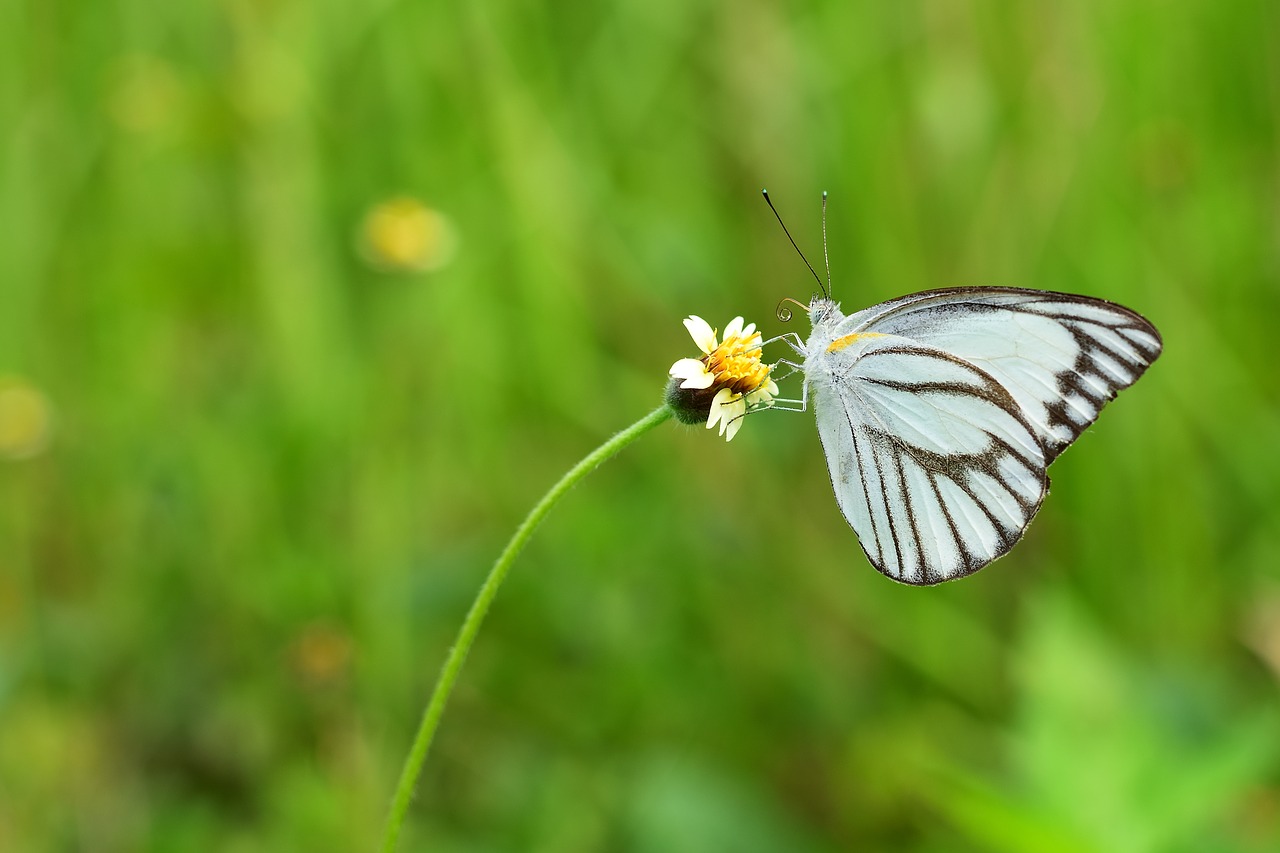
380, 404, 674, 851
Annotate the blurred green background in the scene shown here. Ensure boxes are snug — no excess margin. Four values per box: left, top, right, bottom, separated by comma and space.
2, 0, 1278, 850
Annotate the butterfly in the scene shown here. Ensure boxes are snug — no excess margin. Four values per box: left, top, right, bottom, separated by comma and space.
764, 193, 1163, 584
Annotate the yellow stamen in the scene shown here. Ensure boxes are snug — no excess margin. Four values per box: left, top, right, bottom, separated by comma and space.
702, 333, 771, 395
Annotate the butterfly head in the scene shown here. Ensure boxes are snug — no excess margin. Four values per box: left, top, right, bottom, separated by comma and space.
809, 295, 840, 328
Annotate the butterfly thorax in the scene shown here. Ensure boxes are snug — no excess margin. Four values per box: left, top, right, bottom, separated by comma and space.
801, 298, 853, 390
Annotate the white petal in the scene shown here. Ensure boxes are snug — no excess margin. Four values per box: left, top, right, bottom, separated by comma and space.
716, 396, 745, 437
740, 322, 757, 339
683, 316, 718, 354
669, 358, 714, 388
722, 398, 747, 441
706, 387, 733, 431
723, 316, 744, 341
669, 358, 701, 378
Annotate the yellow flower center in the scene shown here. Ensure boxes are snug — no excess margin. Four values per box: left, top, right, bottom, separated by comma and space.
704, 333, 771, 396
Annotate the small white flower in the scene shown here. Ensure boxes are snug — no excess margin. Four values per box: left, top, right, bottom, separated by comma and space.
666, 314, 777, 441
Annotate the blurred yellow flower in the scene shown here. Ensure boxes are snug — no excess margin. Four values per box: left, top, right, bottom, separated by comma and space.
667, 315, 778, 441
107, 54, 183, 136
357, 197, 458, 273
289, 622, 352, 689
0, 377, 54, 460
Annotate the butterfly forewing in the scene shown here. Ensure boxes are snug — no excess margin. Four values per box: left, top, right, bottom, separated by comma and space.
848, 288, 1163, 461
811, 334, 1049, 584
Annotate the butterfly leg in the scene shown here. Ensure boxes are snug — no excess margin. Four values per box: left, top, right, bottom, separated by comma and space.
722, 369, 808, 435
755, 332, 807, 357
768, 359, 804, 384
757, 357, 808, 412
761, 368, 808, 413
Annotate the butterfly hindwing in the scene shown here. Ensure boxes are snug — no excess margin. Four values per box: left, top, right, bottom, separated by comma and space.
810, 333, 1049, 584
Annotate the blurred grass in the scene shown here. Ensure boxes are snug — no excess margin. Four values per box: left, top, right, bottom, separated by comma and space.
2, 0, 1278, 850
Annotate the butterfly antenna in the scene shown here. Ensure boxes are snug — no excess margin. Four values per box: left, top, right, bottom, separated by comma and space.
821, 191, 832, 295
762, 189, 828, 298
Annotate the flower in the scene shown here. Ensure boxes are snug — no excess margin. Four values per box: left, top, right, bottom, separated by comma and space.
0, 376, 54, 460
108, 54, 183, 137
357, 196, 458, 273
666, 315, 779, 441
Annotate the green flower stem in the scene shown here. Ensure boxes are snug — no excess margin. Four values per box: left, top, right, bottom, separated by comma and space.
380, 403, 675, 852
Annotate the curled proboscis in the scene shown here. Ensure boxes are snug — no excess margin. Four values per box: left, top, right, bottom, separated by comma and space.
775, 296, 808, 323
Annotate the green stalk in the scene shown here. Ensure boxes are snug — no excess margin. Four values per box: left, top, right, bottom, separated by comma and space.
380, 404, 674, 851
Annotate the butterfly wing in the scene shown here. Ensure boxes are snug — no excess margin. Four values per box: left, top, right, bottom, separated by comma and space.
844, 287, 1163, 462
811, 334, 1048, 584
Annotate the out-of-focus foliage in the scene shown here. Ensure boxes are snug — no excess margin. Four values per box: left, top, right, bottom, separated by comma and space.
1, 0, 1277, 849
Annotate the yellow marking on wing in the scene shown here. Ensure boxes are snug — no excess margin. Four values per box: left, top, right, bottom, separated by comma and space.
827, 332, 888, 353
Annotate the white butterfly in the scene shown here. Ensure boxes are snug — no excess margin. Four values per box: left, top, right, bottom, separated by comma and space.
764, 195, 1163, 584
